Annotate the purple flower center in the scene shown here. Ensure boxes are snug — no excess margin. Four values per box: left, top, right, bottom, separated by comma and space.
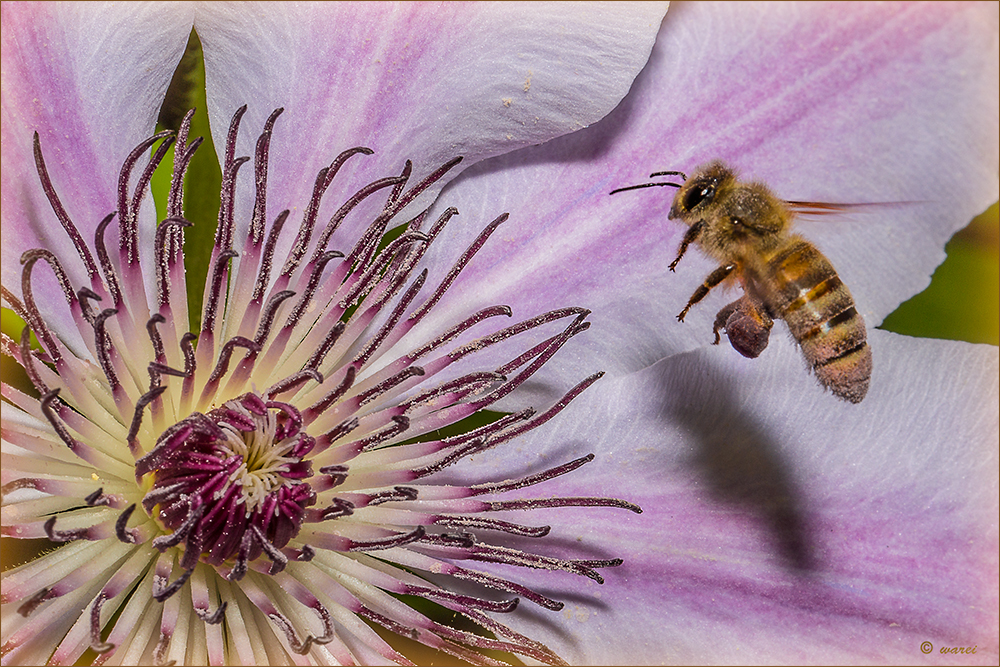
140, 392, 317, 573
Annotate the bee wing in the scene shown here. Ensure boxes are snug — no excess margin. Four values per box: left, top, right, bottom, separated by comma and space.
786, 200, 851, 215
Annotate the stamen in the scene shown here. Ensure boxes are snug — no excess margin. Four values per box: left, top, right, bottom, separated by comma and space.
154, 217, 193, 307
265, 369, 323, 399
409, 212, 508, 324
18, 326, 51, 396
16, 586, 56, 617
146, 314, 167, 362
85, 488, 110, 506
201, 249, 238, 335
251, 525, 288, 575
248, 108, 284, 246
196, 602, 228, 625
43, 517, 90, 543
167, 109, 202, 218
89, 593, 115, 653
250, 210, 290, 303
310, 174, 409, 262
434, 516, 550, 538
306, 365, 357, 420
279, 146, 375, 280
19, 250, 66, 363
253, 290, 296, 345
355, 415, 410, 452
31, 132, 100, 280
117, 130, 174, 264
304, 321, 345, 372
91, 308, 122, 392
356, 366, 425, 406
205, 335, 259, 385
126, 385, 167, 451
352, 269, 429, 367
346, 526, 425, 551
366, 486, 419, 505
405, 585, 519, 613
94, 212, 123, 306
318, 465, 349, 487
115, 504, 139, 544
152, 566, 193, 603
281, 250, 343, 328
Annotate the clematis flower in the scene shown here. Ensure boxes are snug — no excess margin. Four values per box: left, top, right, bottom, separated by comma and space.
1, 2, 667, 665
2, 3, 998, 667
415, 1, 999, 664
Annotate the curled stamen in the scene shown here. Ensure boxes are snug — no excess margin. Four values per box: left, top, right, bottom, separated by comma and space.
17, 587, 56, 617
266, 369, 323, 399
31, 132, 100, 280
94, 212, 123, 306
19, 249, 66, 363
115, 504, 139, 544
205, 336, 259, 385
43, 517, 90, 543
126, 385, 167, 450
252, 525, 289, 575
118, 130, 174, 264
85, 488, 111, 507
196, 602, 228, 625
89, 593, 115, 653
152, 566, 193, 603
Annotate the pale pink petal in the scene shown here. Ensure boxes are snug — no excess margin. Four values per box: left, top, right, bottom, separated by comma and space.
191, 1, 667, 263
406, 1, 999, 395
453, 330, 998, 664
1, 2, 194, 342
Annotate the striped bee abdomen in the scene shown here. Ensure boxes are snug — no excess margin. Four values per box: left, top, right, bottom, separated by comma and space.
763, 238, 872, 403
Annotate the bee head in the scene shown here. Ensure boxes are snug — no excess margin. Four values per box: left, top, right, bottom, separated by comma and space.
668, 161, 735, 222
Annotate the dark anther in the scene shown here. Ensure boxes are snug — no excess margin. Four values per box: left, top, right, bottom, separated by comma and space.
318, 464, 348, 487
17, 587, 55, 617
206, 336, 259, 385
84, 488, 109, 506
115, 504, 139, 544
367, 486, 419, 506
265, 369, 323, 399
43, 516, 90, 542
195, 602, 228, 625
151, 497, 203, 552
89, 593, 115, 653
317, 498, 355, 521
347, 526, 425, 551
152, 566, 193, 602
251, 525, 288, 575
126, 385, 168, 447
32, 131, 100, 280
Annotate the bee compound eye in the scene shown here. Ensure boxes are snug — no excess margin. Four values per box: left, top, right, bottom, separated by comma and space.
682, 183, 714, 210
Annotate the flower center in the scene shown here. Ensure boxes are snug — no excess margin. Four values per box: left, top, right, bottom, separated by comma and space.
138, 393, 317, 572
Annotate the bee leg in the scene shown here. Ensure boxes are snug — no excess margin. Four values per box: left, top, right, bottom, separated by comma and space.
713, 294, 773, 358
676, 263, 735, 322
668, 220, 705, 271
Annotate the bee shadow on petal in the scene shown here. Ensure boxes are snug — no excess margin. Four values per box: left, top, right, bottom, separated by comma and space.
656, 345, 817, 573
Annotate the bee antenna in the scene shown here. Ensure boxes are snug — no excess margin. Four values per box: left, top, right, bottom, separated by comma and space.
649, 170, 687, 180
609, 181, 683, 196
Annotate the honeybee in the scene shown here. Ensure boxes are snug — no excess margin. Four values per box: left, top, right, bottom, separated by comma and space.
611, 161, 872, 403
